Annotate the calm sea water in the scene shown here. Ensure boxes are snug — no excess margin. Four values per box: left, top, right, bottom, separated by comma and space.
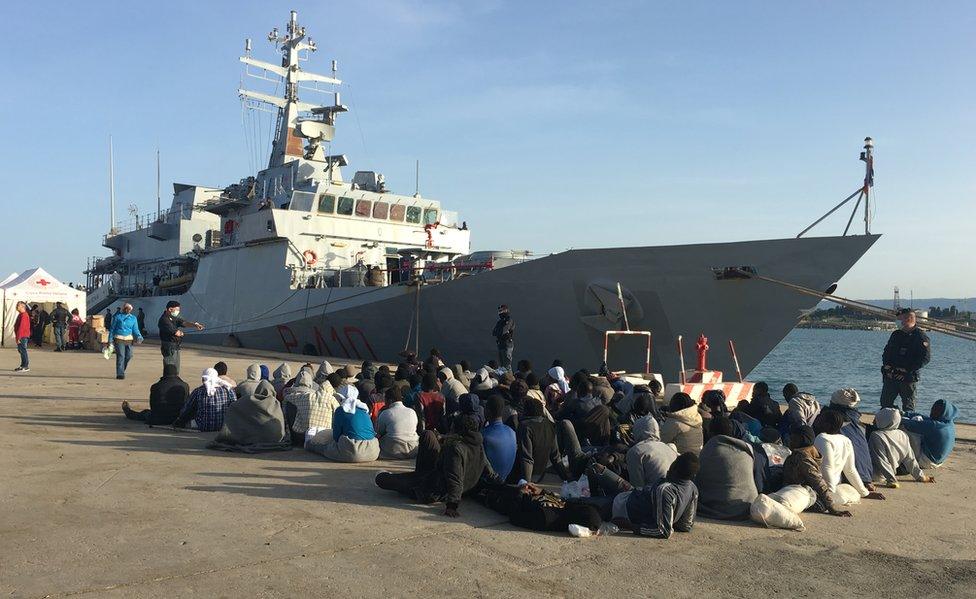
749, 328, 976, 422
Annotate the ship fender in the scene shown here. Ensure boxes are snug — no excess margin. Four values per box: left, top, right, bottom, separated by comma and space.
303, 250, 318, 266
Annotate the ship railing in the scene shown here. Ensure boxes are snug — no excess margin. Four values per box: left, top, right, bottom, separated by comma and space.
292, 260, 496, 290
104, 206, 191, 239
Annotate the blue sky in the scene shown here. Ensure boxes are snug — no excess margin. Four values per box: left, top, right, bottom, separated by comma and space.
1, 1, 973, 299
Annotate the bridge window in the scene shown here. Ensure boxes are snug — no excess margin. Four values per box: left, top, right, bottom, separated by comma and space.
317, 194, 335, 214
424, 208, 439, 225
389, 204, 406, 222
337, 196, 354, 216
406, 206, 422, 224
373, 201, 389, 219
355, 199, 372, 217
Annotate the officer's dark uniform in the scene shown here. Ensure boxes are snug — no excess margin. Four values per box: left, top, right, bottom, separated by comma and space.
880, 325, 930, 411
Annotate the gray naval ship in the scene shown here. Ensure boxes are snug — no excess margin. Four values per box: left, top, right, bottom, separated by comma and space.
86, 10, 880, 378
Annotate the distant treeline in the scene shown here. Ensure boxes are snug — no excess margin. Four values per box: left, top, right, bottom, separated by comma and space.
805, 305, 973, 321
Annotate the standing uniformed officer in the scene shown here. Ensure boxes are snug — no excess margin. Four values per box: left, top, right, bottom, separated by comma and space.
492, 304, 515, 371
880, 308, 930, 411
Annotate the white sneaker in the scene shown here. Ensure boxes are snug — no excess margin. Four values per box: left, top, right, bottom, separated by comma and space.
16, 367, 29, 373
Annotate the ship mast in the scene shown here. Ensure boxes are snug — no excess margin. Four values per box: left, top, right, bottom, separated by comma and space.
239, 11, 346, 170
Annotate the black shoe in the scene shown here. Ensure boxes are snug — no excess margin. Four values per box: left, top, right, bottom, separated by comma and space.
116, 375, 125, 380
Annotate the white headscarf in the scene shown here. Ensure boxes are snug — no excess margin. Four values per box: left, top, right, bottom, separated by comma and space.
337, 384, 368, 414
202, 367, 233, 397
830, 388, 860, 408
548, 366, 569, 394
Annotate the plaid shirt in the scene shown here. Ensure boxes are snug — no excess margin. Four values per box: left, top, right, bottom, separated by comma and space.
178, 385, 236, 432
284, 385, 337, 433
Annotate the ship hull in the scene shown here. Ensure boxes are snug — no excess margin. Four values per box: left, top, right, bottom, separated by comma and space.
110, 234, 880, 377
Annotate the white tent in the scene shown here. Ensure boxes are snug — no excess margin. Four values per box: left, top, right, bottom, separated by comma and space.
1, 267, 87, 346
0, 272, 18, 287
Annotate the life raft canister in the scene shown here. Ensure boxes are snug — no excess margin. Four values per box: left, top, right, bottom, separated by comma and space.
303, 249, 318, 265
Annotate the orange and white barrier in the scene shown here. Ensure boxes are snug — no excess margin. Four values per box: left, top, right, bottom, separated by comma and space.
665, 369, 755, 410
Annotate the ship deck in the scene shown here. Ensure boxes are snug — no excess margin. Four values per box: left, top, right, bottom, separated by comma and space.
2, 345, 975, 598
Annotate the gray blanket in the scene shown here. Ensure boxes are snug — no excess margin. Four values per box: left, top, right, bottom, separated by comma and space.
695, 434, 757, 520
209, 380, 291, 453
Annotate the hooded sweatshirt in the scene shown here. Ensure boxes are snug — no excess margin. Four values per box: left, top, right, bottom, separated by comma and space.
440, 368, 468, 408
622, 478, 698, 539
433, 430, 505, 510
870, 408, 925, 484
626, 415, 679, 487
660, 404, 704, 455
814, 432, 869, 497
215, 380, 287, 446
902, 400, 958, 465
272, 363, 292, 399
235, 364, 262, 399
695, 435, 758, 520
782, 393, 820, 431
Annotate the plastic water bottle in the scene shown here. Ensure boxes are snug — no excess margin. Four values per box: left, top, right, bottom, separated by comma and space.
597, 522, 619, 536
568, 524, 592, 538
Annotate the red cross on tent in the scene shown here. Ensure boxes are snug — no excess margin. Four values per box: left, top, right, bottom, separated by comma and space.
36, 278, 51, 286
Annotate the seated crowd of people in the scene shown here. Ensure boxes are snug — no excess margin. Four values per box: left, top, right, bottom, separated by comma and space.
120, 352, 959, 538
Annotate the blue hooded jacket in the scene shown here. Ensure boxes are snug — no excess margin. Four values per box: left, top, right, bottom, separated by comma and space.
903, 400, 958, 465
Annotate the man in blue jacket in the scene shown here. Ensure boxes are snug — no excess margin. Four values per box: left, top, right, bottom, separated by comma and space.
109, 303, 143, 380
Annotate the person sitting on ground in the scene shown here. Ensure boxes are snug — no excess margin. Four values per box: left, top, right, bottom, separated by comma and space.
356, 361, 378, 398
556, 379, 601, 424
271, 363, 292, 400
310, 385, 380, 463
122, 364, 189, 425
282, 368, 339, 446
438, 367, 467, 413
511, 396, 570, 483
695, 416, 758, 520
375, 414, 505, 518
515, 359, 533, 379
612, 452, 700, 539
425, 348, 445, 370
626, 415, 679, 488
816, 388, 874, 489
173, 368, 237, 432
367, 373, 393, 423
616, 380, 663, 421
482, 395, 517, 481
783, 383, 799, 402
781, 425, 852, 517
214, 361, 236, 387
780, 391, 821, 442
731, 399, 763, 439
209, 380, 290, 451
870, 408, 935, 488
235, 364, 262, 399
902, 399, 959, 469
747, 381, 782, 428
393, 363, 412, 394
417, 372, 446, 432
402, 373, 423, 407
659, 393, 704, 455
375, 386, 419, 459
313, 360, 335, 387
523, 373, 553, 418
814, 410, 885, 504
451, 364, 471, 390
544, 365, 570, 410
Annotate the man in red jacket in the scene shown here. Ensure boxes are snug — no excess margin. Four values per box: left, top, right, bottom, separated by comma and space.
14, 301, 31, 372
